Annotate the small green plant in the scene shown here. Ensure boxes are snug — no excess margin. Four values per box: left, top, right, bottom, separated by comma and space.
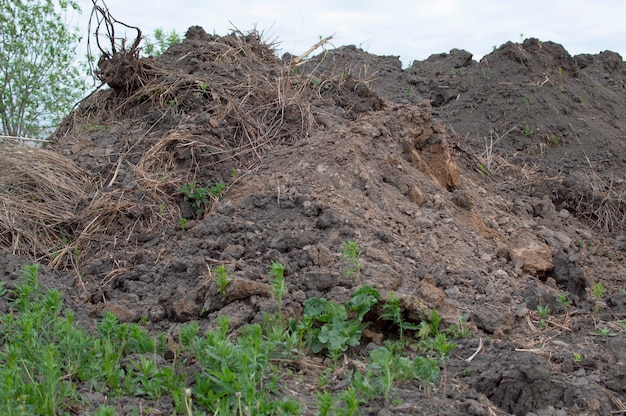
366, 343, 439, 404
178, 182, 209, 216
551, 136, 561, 145
522, 124, 534, 137
214, 265, 229, 301
558, 85, 565, 92
269, 261, 286, 313
592, 282, 605, 299
380, 291, 419, 341
179, 216, 187, 232
573, 352, 584, 362
209, 182, 226, 199
87, 123, 107, 132
537, 305, 550, 328
446, 315, 471, 338
316, 389, 334, 416
556, 294, 571, 310
341, 240, 363, 285
557, 66, 563, 77
303, 286, 380, 359
591, 327, 614, 337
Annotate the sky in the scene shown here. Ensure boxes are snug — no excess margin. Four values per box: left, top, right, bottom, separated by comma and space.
72, 0, 626, 66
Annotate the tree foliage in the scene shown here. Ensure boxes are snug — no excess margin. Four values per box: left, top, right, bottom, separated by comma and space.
0, 0, 84, 138
142, 28, 182, 57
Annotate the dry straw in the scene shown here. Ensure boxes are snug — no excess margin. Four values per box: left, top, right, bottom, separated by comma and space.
0, 142, 94, 261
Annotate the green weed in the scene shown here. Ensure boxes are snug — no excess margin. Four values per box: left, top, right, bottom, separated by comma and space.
341, 240, 363, 285
178, 182, 209, 216
178, 181, 224, 216
380, 291, 419, 341
213, 265, 229, 302
556, 294, 571, 310
592, 282, 605, 299
179, 217, 187, 235
590, 327, 615, 337
537, 305, 550, 328
522, 124, 534, 137
303, 285, 380, 359
269, 261, 286, 313
209, 182, 226, 199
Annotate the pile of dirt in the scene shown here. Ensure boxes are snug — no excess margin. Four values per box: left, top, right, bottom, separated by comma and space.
1, 24, 625, 415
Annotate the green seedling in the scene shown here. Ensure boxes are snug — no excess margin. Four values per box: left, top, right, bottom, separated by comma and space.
269, 261, 286, 313
446, 315, 471, 339
178, 182, 209, 216
303, 286, 380, 359
591, 327, 615, 337
213, 265, 229, 301
316, 389, 334, 416
592, 282, 605, 299
345, 285, 380, 321
209, 182, 226, 199
573, 352, 584, 362
537, 305, 550, 328
522, 124, 534, 137
179, 217, 187, 235
380, 291, 419, 341
556, 294, 571, 310
341, 240, 363, 285
87, 123, 107, 132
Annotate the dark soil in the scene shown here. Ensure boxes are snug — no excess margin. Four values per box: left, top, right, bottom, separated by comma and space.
2, 26, 626, 415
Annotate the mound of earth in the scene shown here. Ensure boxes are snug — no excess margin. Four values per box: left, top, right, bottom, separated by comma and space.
1, 25, 625, 415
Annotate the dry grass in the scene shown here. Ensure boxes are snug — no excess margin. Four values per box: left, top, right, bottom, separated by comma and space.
0, 142, 94, 261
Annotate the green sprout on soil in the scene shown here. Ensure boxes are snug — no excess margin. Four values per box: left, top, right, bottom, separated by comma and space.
446, 315, 471, 339
556, 294, 571, 310
213, 265, 229, 301
537, 305, 550, 328
591, 327, 615, 337
269, 261, 286, 313
573, 352, 584, 362
209, 182, 226, 199
179, 217, 187, 235
522, 124, 534, 137
341, 240, 363, 285
380, 291, 419, 342
592, 282, 606, 299
178, 182, 209, 216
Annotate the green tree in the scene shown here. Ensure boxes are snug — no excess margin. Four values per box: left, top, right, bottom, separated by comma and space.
143, 28, 182, 57
0, 0, 84, 138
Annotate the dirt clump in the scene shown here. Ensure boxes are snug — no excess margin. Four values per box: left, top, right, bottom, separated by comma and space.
1, 25, 625, 415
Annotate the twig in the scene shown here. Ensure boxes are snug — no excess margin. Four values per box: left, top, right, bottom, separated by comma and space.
464, 337, 483, 362
291, 35, 334, 67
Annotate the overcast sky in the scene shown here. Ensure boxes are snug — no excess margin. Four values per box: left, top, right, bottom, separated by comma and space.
74, 0, 626, 66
